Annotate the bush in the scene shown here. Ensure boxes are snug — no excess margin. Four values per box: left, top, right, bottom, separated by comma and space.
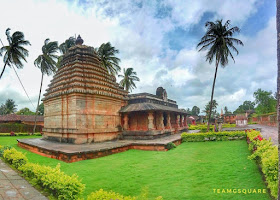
0, 123, 42, 133
166, 142, 176, 150
19, 163, 85, 200
0, 145, 12, 157
0, 132, 42, 136
247, 130, 278, 198
3, 148, 28, 169
188, 124, 236, 131
181, 131, 246, 142
87, 189, 136, 200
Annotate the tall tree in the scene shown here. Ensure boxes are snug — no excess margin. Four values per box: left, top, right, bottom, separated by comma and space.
234, 100, 255, 114
118, 68, 140, 92
197, 19, 243, 131
33, 39, 59, 133
191, 106, 200, 116
96, 42, 121, 76
277, 0, 280, 198
57, 36, 76, 68
0, 99, 17, 114
38, 103, 44, 116
203, 100, 218, 120
253, 88, 277, 114
0, 28, 30, 79
16, 107, 35, 115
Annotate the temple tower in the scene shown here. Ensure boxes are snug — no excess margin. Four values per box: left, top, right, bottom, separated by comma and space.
42, 36, 128, 144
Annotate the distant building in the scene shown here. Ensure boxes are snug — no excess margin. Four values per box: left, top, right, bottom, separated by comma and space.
236, 115, 248, 127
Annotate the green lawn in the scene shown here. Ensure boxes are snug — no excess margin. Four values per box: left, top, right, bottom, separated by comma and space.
0, 136, 271, 200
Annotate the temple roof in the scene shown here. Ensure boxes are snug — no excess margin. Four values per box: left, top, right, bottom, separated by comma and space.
119, 102, 188, 114
0, 114, 44, 122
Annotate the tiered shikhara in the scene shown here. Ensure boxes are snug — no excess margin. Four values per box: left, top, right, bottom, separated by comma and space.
42, 36, 128, 144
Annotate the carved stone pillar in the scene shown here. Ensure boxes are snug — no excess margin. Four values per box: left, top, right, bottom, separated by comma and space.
158, 112, 164, 130
184, 115, 188, 127
167, 113, 171, 129
181, 115, 184, 127
176, 114, 180, 129
123, 114, 129, 130
148, 112, 155, 130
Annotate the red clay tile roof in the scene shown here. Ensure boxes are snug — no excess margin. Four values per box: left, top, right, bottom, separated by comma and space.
236, 115, 247, 120
0, 114, 44, 122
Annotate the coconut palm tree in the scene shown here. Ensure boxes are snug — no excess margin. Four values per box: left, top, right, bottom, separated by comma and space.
118, 68, 140, 92
276, 0, 280, 198
0, 28, 30, 79
33, 39, 59, 133
197, 19, 243, 131
57, 36, 76, 68
96, 42, 121, 76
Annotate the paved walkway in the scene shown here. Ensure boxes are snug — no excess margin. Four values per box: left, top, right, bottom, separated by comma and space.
0, 159, 48, 200
223, 124, 278, 145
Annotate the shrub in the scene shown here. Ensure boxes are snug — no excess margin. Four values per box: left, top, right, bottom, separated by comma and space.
0, 122, 42, 133
166, 142, 176, 150
0, 145, 12, 157
87, 189, 136, 200
19, 163, 85, 200
0, 132, 41, 136
247, 130, 278, 198
181, 131, 246, 142
3, 148, 28, 169
188, 124, 236, 131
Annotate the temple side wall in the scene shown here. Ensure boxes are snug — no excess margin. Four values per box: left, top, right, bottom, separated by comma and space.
43, 93, 124, 144
128, 112, 148, 131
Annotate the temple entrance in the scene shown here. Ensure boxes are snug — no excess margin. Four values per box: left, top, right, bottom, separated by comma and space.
163, 112, 167, 127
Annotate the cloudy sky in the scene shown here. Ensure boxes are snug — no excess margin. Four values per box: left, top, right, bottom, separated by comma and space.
0, 0, 276, 114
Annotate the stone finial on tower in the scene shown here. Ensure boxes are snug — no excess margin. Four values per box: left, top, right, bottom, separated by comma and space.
75, 35, 84, 45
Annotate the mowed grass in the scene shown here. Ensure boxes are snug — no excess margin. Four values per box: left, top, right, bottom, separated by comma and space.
0, 136, 271, 200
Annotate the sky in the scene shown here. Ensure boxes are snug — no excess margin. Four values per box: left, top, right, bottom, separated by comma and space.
0, 0, 276, 114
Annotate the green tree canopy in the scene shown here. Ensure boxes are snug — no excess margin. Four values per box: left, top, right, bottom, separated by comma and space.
233, 100, 255, 114
203, 100, 218, 119
16, 107, 35, 115
96, 42, 121, 76
118, 68, 140, 92
191, 106, 200, 116
197, 19, 243, 131
0, 28, 31, 79
38, 103, 44, 116
0, 99, 17, 114
253, 89, 276, 114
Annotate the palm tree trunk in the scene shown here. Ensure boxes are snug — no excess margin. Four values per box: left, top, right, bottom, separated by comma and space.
276, 0, 280, 199
0, 60, 8, 79
207, 60, 219, 132
33, 73, 44, 134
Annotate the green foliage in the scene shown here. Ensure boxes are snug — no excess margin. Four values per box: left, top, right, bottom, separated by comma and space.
118, 68, 140, 92
233, 100, 255, 114
38, 103, 44, 115
191, 106, 200, 116
0, 123, 42, 133
166, 142, 176, 150
0, 99, 17, 114
16, 107, 35, 115
203, 99, 218, 119
87, 189, 136, 200
3, 148, 28, 169
247, 130, 278, 198
0, 145, 12, 157
19, 163, 85, 200
95, 42, 121, 76
0, 132, 41, 136
188, 124, 235, 130
181, 131, 245, 142
253, 89, 277, 114
87, 188, 163, 200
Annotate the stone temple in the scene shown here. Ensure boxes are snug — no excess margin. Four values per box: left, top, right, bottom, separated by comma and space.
42, 36, 128, 144
17, 36, 189, 162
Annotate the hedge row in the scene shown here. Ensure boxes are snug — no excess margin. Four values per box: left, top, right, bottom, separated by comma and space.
181, 131, 246, 142
0, 132, 42, 136
0, 123, 43, 133
87, 189, 163, 200
247, 130, 278, 198
188, 124, 236, 131
0, 147, 85, 200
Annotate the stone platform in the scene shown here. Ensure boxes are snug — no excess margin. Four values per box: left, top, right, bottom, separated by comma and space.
17, 133, 182, 163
